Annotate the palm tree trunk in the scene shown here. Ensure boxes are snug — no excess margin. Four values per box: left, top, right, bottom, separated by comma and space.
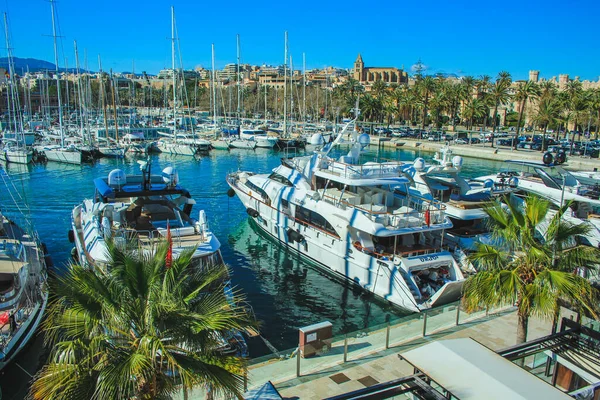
492, 103, 499, 132
515, 99, 526, 150
517, 310, 529, 344
541, 123, 547, 152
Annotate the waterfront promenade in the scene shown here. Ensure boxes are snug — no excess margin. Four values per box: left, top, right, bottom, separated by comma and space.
372, 136, 600, 171
180, 304, 578, 399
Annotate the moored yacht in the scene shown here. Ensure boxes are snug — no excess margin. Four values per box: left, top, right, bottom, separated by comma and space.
0, 140, 33, 165
0, 168, 49, 370
227, 123, 466, 313
399, 146, 514, 251
70, 159, 222, 271
240, 128, 278, 148
476, 159, 600, 247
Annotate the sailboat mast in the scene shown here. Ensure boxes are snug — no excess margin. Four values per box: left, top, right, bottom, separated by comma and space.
264, 84, 267, 126
3, 13, 19, 133
290, 55, 294, 124
303, 53, 306, 124
50, 0, 64, 147
283, 31, 287, 137
171, 6, 177, 137
98, 55, 110, 140
211, 43, 217, 126
73, 41, 85, 140
236, 34, 241, 122
110, 70, 119, 141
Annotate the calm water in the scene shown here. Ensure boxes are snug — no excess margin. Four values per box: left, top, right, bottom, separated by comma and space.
0, 145, 505, 398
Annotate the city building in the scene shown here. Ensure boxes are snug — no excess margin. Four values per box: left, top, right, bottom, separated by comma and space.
352, 54, 408, 86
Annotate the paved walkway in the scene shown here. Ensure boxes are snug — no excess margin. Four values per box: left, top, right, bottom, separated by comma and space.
372, 137, 600, 171
275, 307, 577, 399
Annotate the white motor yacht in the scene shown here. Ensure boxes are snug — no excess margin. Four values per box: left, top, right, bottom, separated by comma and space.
399, 146, 514, 251
227, 122, 466, 313
70, 159, 222, 270
476, 160, 600, 247
240, 128, 278, 148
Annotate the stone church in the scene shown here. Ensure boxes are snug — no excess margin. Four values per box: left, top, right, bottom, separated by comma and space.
352, 54, 408, 85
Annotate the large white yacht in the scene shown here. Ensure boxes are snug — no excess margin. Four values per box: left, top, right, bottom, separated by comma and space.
399, 146, 514, 251
227, 124, 466, 313
70, 159, 222, 271
476, 160, 600, 247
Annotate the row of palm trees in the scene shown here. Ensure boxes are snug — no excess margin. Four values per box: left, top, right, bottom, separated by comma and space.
331, 73, 600, 140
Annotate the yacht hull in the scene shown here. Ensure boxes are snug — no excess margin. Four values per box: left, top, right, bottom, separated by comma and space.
0, 150, 33, 164
227, 179, 462, 313
43, 148, 83, 165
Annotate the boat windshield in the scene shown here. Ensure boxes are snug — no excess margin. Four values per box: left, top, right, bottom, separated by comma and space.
534, 166, 578, 188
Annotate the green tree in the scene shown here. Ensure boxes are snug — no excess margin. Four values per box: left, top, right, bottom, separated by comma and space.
490, 71, 512, 133
418, 76, 436, 130
462, 98, 486, 130
463, 195, 600, 344
533, 98, 560, 152
31, 241, 255, 400
514, 81, 540, 148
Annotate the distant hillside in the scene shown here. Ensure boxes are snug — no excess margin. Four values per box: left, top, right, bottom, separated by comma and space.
0, 57, 92, 74
0, 57, 56, 73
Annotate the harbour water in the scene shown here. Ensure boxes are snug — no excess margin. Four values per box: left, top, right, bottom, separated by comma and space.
0, 145, 505, 398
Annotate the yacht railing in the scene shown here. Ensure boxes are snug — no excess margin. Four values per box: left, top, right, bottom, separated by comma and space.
322, 190, 446, 230
111, 226, 206, 251
319, 159, 405, 180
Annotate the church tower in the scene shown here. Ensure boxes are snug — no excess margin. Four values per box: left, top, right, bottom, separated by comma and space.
353, 54, 364, 81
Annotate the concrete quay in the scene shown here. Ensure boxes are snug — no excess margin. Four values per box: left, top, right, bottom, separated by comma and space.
370, 136, 600, 171
178, 305, 578, 399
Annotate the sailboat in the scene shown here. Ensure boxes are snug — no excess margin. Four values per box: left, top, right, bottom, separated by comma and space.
39, 0, 84, 165
157, 7, 210, 156
0, 13, 33, 165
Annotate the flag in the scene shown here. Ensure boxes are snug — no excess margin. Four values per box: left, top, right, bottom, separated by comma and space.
165, 221, 173, 269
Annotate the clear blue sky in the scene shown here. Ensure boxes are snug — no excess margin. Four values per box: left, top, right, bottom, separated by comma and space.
4, 0, 599, 81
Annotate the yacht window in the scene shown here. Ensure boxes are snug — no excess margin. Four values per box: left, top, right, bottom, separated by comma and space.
246, 180, 270, 202
268, 172, 293, 187
294, 206, 338, 236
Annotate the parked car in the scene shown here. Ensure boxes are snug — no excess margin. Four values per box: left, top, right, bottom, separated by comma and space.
454, 138, 468, 145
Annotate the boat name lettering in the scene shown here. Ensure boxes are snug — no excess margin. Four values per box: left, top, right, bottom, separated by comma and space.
418, 255, 439, 262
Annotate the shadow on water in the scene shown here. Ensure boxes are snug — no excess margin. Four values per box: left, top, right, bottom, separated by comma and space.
225, 218, 411, 354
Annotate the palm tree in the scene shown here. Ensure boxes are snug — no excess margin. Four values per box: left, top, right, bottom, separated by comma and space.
591, 88, 600, 140
31, 241, 255, 400
462, 98, 486, 131
514, 80, 540, 146
418, 76, 436, 130
533, 98, 560, 152
463, 195, 600, 344
490, 71, 512, 133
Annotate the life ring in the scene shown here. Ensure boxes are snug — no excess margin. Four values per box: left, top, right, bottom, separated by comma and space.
424, 209, 431, 226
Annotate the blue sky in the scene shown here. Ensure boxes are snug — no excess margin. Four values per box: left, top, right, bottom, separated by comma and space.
3, 0, 600, 81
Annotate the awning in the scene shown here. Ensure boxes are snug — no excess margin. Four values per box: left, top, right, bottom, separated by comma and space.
244, 381, 282, 400
401, 338, 572, 400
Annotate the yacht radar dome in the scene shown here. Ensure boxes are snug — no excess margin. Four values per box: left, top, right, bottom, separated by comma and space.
452, 155, 463, 170
414, 157, 425, 171
358, 133, 370, 147
162, 166, 179, 186
107, 169, 126, 187
542, 152, 554, 166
